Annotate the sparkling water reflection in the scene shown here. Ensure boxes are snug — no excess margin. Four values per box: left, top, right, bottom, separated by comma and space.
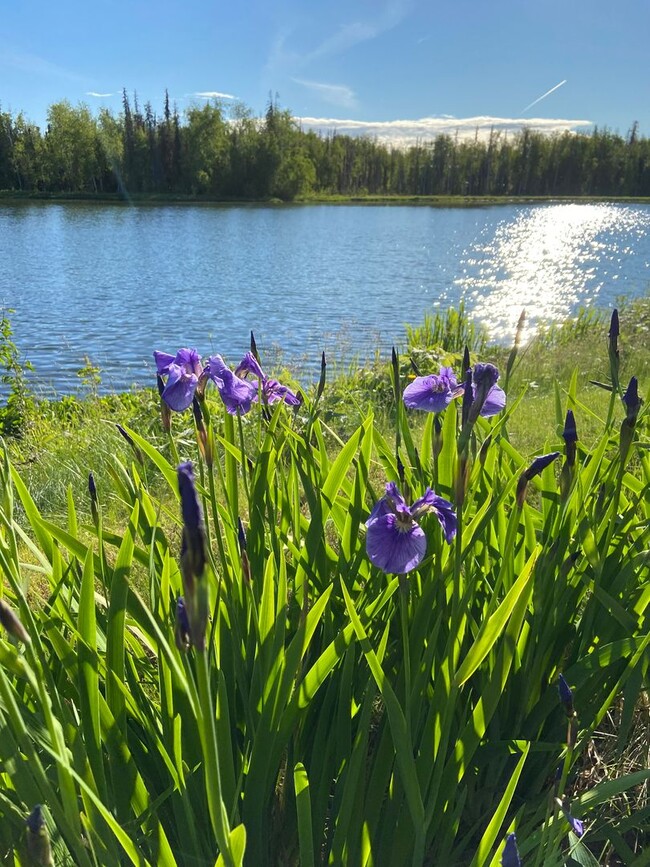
457, 203, 650, 341
0, 201, 649, 394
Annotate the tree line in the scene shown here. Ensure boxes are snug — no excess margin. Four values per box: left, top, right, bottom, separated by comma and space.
1, 90, 649, 200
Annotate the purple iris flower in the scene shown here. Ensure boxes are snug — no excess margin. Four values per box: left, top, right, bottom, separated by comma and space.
568, 815, 584, 837
235, 352, 301, 406
501, 833, 521, 867
203, 355, 258, 414
365, 482, 457, 574
471, 362, 507, 418
154, 348, 203, 412
403, 366, 460, 412
556, 800, 585, 838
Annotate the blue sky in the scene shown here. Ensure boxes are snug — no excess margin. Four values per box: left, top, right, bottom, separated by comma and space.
1, 0, 648, 144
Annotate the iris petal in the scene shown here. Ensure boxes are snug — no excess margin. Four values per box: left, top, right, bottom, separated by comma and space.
265, 380, 301, 406
433, 497, 458, 542
205, 355, 258, 414
154, 350, 175, 376
384, 481, 407, 509
366, 513, 427, 574
162, 365, 198, 412
403, 376, 453, 412
480, 384, 506, 417
411, 489, 458, 542
403, 367, 459, 413
235, 352, 265, 380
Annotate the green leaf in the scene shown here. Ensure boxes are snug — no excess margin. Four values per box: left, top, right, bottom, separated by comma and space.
455, 545, 539, 687
470, 744, 529, 867
294, 763, 315, 867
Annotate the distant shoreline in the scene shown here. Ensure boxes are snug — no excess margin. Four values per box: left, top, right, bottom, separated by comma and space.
2, 191, 650, 207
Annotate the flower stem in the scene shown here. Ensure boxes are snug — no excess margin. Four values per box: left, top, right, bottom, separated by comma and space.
195, 647, 234, 867
399, 576, 412, 740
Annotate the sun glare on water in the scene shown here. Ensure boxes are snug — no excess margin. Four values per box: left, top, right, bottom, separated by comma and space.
455, 203, 650, 342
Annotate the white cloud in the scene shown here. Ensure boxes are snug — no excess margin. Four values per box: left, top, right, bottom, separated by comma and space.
304, 20, 381, 63
292, 78, 357, 110
1, 47, 86, 82
190, 90, 237, 100
294, 114, 594, 148
86, 91, 113, 98
267, 1, 410, 74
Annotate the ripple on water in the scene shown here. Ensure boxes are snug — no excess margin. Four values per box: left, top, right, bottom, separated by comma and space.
1, 201, 649, 393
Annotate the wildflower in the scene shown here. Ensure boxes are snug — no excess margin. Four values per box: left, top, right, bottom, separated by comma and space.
568, 814, 584, 837
620, 376, 642, 459
609, 308, 620, 345
461, 366, 474, 428
562, 410, 578, 465
608, 308, 620, 387
317, 351, 327, 401
366, 482, 456, 574
116, 424, 143, 464
174, 596, 191, 652
459, 362, 506, 446
25, 804, 53, 867
403, 366, 459, 413
157, 373, 172, 432
470, 362, 506, 419
622, 376, 641, 424
88, 471, 99, 527
154, 348, 203, 412
558, 673, 575, 717
178, 462, 208, 650
178, 462, 206, 582
238, 517, 251, 585
555, 799, 585, 837
237, 516, 247, 551
524, 452, 561, 481
203, 354, 258, 414
433, 415, 443, 459
516, 452, 561, 507
235, 352, 301, 406
0, 599, 30, 644
501, 832, 521, 867
192, 395, 213, 467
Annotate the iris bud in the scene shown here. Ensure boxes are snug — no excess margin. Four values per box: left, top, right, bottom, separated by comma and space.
25, 804, 53, 866
558, 673, 575, 717
501, 832, 521, 867
88, 471, 99, 527
0, 599, 30, 644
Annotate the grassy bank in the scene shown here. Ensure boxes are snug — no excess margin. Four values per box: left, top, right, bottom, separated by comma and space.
4, 189, 650, 207
0, 302, 647, 865
5, 298, 649, 523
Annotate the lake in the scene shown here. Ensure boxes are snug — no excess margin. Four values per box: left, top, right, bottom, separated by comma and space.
1, 201, 649, 394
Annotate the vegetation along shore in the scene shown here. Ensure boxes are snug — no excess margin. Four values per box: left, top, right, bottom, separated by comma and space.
2, 92, 650, 201
0, 299, 647, 865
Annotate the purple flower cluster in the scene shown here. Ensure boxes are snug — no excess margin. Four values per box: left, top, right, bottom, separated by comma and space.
154, 347, 300, 415
403, 362, 506, 418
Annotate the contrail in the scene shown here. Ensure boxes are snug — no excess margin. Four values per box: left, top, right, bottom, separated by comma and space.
521, 79, 567, 114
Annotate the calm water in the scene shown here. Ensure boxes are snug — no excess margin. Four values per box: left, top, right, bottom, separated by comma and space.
1, 201, 649, 394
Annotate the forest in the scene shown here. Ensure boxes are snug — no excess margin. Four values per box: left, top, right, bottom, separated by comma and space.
1, 90, 650, 200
